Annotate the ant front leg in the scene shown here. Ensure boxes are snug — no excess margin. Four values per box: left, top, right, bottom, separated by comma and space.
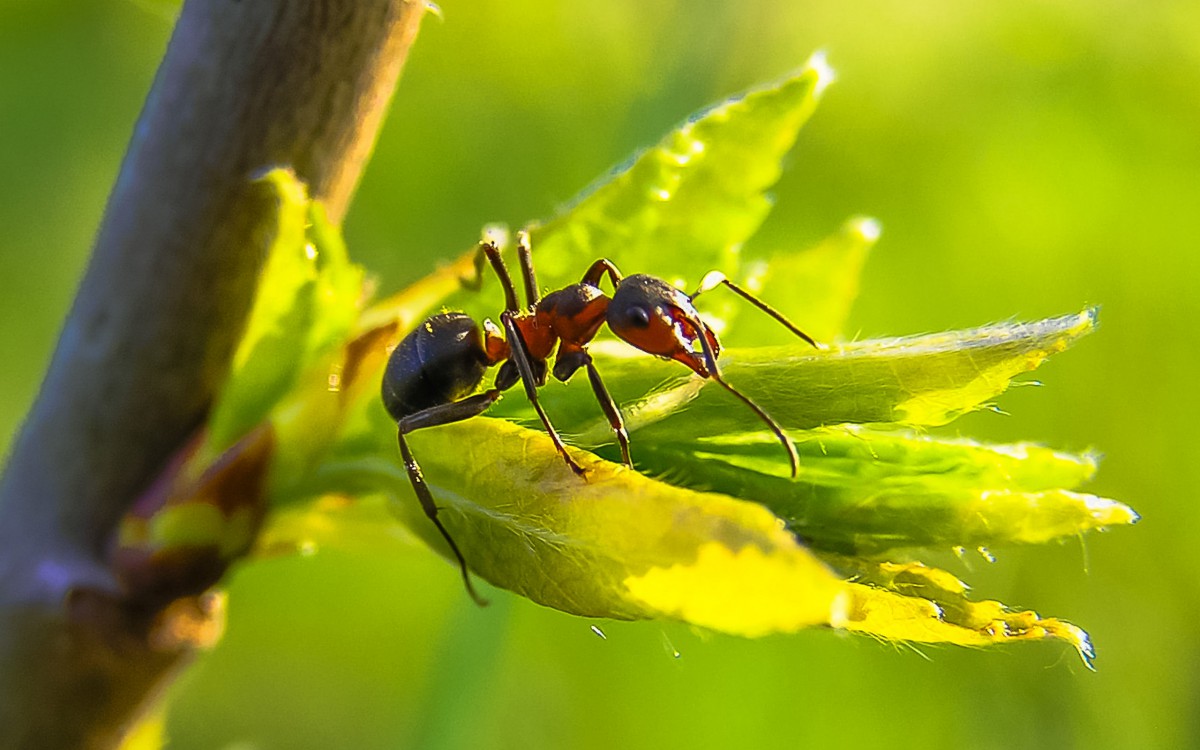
396, 390, 503, 607
459, 240, 491, 292
460, 239, 524, 314
515, 229, 540, 307
554, 349, 632, 468
502, 316, 587, 476
585, 360, 632, 467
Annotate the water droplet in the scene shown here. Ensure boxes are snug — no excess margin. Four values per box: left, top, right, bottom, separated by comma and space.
977, 546, 997, 563
661, 632, 681, 659
590, 625, 606, 640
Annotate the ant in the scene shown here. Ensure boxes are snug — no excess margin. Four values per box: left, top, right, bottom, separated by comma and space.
381, 231, 819, 605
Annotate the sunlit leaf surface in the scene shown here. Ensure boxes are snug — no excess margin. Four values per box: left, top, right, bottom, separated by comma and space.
205, 169, 363, 460
316, 417, 844, 633
524, 54, 832, 291
500, 307, 1099, 444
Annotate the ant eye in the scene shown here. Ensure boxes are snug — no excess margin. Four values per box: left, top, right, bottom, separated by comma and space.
627, 306, 652, 328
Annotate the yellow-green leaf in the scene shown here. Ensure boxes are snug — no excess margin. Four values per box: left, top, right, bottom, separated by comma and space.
525, 55, 833, 290
309, 415, 845, 634
738, 215, 880, 344
830, 559, 1095, 667
623, 428, 1137, 555
206, 168, 314, 453
542, 307, 1100, 444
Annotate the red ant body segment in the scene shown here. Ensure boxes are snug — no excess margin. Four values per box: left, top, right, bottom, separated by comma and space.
381, 232, 819, 604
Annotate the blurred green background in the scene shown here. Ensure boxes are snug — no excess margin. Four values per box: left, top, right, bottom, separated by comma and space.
2, 0, 1197, 747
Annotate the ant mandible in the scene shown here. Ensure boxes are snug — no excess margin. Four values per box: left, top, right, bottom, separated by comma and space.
381, 231, 819, 605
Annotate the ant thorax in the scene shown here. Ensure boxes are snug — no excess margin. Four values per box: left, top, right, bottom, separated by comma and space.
533, 282, 610, 352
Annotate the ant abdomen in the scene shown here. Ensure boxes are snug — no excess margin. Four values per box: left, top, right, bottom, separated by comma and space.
382, 312, 490, 421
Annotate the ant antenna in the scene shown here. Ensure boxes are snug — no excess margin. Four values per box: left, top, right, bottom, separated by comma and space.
691, 314, 801, 478
692, 271, 822, 349
712, 374, 800, 478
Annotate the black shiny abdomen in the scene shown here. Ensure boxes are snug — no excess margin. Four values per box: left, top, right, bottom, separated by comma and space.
382, 312, 489, 420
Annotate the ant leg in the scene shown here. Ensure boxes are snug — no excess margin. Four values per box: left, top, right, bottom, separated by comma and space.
502, 316, 586, 475
396, 389, 503, 606
584, 359, 632, 467
459, 241, 489, 292
399, 390, 502, 431
397, 433, 489, 606
691, 271, 821, 349
515, 229, 540, 307
580, 258, 624, 289
466, 241, 523, 312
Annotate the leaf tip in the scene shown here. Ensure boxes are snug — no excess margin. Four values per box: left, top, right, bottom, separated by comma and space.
1047, 306, 1100, 352
848, 215, 882, 244
805, 49, 837, 97
1085, 495, 1140, 527
1040, 618, 1097, 670
250, 165, 309, 203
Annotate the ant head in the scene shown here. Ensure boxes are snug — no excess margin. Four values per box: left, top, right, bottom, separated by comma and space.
607, 274, 721, 377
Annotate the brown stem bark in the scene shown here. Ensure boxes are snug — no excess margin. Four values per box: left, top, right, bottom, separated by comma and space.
0, 1, 425, 747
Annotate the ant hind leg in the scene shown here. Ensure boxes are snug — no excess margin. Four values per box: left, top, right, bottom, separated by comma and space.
395, 390, 503, 606
397, 432, 488, 606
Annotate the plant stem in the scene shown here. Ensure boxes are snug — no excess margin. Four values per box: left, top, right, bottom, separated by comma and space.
0, 1, 426, 746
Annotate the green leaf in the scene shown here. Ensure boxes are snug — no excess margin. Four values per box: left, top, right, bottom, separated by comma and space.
313, 414, 845, 636
127, 0, 180, 21
737, 215, 880, 344
489, 308, 1099, 445
625, 428, 1136, 555
833, 560, 1096, 668
205, 168, 313, 454
305, 201, 366, 362
525, 55, 833, 291
645, 307, 1097, 435
290, 402, 1116, 660
204, 169, 363, 451
201, 168, 364, 484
